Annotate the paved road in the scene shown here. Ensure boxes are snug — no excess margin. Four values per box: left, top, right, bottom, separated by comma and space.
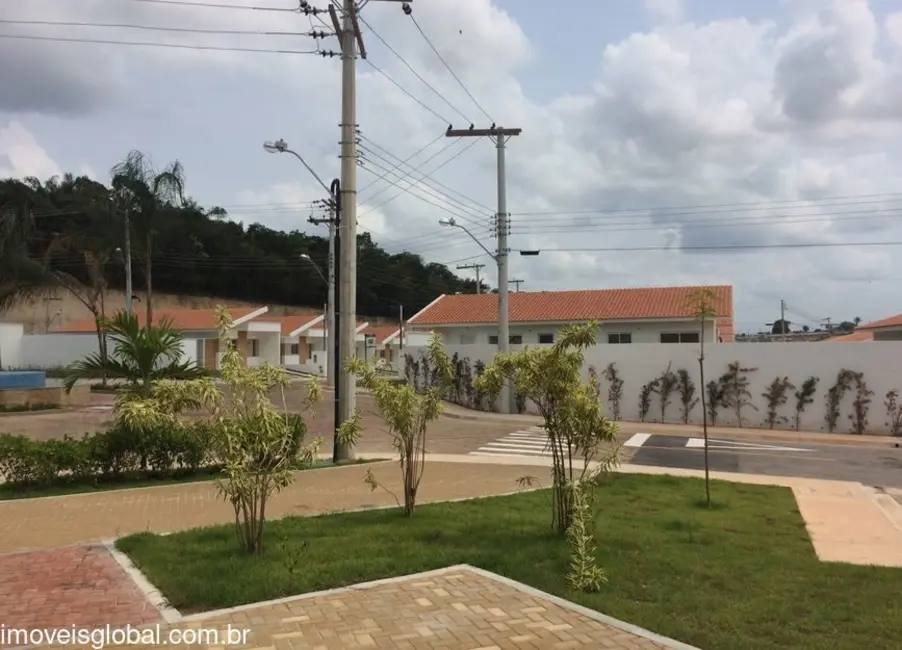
624, 432, 902, 488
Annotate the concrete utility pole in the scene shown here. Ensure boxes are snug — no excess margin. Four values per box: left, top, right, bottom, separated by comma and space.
509, 279, 524, 292
445, 125, 521, 414
456, 263, 485, 294
780, 299, 787, 336
398, 304, 404, 350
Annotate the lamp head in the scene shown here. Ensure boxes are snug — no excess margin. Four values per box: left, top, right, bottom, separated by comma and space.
438, 217, 456, 227
263, 138, 288, 153
300, 253, 311, 260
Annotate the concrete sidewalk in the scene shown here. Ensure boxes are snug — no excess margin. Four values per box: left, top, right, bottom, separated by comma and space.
440, 402, 901, 448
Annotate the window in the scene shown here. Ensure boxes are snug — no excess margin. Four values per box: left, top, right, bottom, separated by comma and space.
608, 333, 632, 344
195, 339, 205, 365
538, 333, 554, 344
290, 343, 299, 355
660, 332, 700, 344
509, 335, 523, 345
458, 333, 476, 345
250, 339, 260, 357
488, 335, 499, 345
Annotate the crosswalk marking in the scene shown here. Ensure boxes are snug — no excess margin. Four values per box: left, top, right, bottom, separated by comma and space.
471, 426, 567, 458
685, 437, 812, 452
624, 433, 651, 448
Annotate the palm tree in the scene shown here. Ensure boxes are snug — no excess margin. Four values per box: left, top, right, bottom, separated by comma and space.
63, 310, 206, 396
110, 150, 185, 329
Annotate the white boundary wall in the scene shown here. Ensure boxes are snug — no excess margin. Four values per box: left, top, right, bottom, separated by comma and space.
405, 342, 902, 435
0, 323, 24, 369
20, 333, 100, 369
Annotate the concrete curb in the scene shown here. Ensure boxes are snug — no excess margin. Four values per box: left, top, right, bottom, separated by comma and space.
174, 565, 700, 649
103, 539, 182, 623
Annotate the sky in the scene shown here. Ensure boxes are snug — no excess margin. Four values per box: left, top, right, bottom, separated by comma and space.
2, 0, 902, 333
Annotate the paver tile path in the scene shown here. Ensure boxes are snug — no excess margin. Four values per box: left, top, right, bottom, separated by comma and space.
0, 545, 159, 634
37, 567, 690, 650
0, 461, 548, 554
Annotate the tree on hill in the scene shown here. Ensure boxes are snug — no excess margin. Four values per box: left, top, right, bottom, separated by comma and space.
0, 153, 477, 323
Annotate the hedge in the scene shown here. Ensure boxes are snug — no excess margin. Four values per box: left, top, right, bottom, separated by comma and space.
0, 414, 308, 491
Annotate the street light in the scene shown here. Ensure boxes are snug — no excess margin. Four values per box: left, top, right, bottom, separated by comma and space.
300, 253, 328, 285
262, 139, 331, 195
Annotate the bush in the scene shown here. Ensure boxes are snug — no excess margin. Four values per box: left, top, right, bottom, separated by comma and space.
0, 418, 249, 492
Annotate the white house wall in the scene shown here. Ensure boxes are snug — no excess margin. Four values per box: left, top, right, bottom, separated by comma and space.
402, 341, 902, 435
0, 323, 24, 369
20, 333, 99, 369
422, 320, 717, 346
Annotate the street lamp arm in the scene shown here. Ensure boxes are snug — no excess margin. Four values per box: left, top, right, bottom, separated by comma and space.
442, 220, 496, 260
282, 148, 332, 196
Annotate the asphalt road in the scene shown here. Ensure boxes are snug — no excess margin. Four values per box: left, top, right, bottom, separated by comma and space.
625, 433, 902, 488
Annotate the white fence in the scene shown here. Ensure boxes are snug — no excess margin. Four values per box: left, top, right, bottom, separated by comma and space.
403, 342, 902, 435
19, 333, 100, 369
0, 323, 24, 369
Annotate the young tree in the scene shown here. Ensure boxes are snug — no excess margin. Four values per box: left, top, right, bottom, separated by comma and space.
117, 307, 322, 554
338, 333, 453, 516
63, 310, 205, 396
475, 323, 619, 534
687, 288, 718, 508
110, 151, 185, 329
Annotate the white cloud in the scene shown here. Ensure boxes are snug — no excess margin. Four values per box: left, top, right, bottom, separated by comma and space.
0, 121, 62, 179
5, 0, 902, 330
644, 0, 684, 24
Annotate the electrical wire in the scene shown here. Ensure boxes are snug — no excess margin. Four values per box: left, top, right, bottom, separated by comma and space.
408, 13, 493, 123
98, 0, 300, 10
0, 18, 317, 36
361, 59, 450, 125
357, 14, 470, 124
542, 240, 902, 253
358, 133, 444, 194
358, 139, 481, 219
360, 135, 493, 213
358, 143, 490, 221
0, 33, 321, 54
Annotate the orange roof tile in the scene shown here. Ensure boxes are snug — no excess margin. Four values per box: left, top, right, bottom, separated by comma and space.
266, 315, 324, 336
56, 307, 264, 333
825, 331, 874, 342
408, 285, 733, 326
717, 318, 736, 343
858, 314, 902, 331
362, 325, 400, 345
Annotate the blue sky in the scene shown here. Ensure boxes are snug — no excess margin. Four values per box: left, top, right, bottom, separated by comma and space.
3, 0, 902, 331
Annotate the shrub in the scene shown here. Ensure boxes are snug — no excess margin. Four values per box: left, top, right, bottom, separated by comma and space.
718, 361, 758, 427
825, 370, 855, 433
847, 372, 873, 435
638, 380, 657, 422
656, 364, 678, 423
706, 380, 723, 426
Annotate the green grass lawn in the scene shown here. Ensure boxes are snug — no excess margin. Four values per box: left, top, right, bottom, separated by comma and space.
118, 474, 902, 650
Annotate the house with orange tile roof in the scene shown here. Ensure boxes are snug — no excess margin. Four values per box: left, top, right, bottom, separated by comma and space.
847, 313, 902, 342
358, 325, 433, 365
57, 306, 284, 370
406, 285, 734, 346
299, 320, 372, 375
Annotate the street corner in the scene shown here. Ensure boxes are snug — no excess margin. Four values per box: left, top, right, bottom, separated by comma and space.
0, 544, 163, 635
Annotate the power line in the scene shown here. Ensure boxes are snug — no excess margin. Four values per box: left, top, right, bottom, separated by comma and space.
357, 13, 470, 124
512, 192, 902, 218
543, 240, 902, 253
358, 138, 480, 218
361, 59, 450, 125
360, 135, 493, 213
101, 0, 301, 10
358, 133, 444, 194
0, 32, 321, 54
358, 140, 491, 221
0, 18, 324, 37
408, 13, 493, 123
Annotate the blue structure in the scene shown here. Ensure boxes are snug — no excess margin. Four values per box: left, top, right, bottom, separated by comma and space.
0, 371, 46, 390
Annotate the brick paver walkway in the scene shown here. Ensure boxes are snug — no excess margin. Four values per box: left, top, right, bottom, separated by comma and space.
0, 545, 159, 634
0, 461, 548, 554
36, 567, 690, 650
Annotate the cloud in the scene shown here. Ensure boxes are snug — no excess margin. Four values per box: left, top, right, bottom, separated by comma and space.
4, 0, 902, 330
0, 122, 62, 179
644, 0, 684, 24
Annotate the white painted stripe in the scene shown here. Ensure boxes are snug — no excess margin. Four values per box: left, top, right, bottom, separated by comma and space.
686, 437, 812, 452
685, 438, 705, 448
488, 441, 550, 449
472, 448, 553, 457
624, 433, 651, 448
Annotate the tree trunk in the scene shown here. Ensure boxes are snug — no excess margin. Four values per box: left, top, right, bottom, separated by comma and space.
699, 318, 711, 508
144, 233, 153, 329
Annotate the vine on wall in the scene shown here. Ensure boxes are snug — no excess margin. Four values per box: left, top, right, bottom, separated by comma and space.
762, 376, 795, 429
638, 379, 657, 423
404, 351, 495, 412
706, 380, 723, 426
847, 371, 873, 435
676, 369, 698, 424
718, 361, 758, 427
793, 377, 819, 432
885, 389, 902, 437
656, 364, 678, 423
824, 370, 854, 433
601, 362, 624, 421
